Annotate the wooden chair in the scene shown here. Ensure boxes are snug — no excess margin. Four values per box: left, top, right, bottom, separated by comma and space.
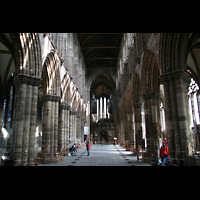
143, 152, 150, 163
137, 151, 143, 162
23, 162, 38, 166
61, 148, 67, 156
56, 153, 64, 162
51, 153, 57, 163
34, 152, 44, 164
44, 153, 51, 164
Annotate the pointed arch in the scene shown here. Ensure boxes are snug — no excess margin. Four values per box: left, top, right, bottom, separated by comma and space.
126, 85, 132, 110
159, 33, 189, 74
42, 51, 61, 96
141, 50, 160, 94
132, 72, 141, 103
19, 33, 42, 76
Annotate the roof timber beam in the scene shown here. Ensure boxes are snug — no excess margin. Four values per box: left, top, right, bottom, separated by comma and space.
85, 57, 117, 60
87, 66, 115, 68
82, 46, 119, 49
80, 33, 121, 34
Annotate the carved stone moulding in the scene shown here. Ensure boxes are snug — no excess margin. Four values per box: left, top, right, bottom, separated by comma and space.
14, 74, 42, 87
42, 94, 61, 103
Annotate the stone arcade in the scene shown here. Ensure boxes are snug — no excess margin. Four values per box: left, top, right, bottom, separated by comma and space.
0, 33, 200, 166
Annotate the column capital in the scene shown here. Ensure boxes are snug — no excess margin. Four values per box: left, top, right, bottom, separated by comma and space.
132, 102, 142, 109
76, 113, 81, 118
14, 74, 42, 87
42, 94, 61, 103
59, 104, 71, 110
159, 69, 190, 84
142, 92, 160, 100
70, 110, 77, 115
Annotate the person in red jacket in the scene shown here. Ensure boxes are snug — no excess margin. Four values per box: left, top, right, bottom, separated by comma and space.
86, 141, 91, 156
163, 138, 168, 146
160, 143, 165, 163
160, 142, 170, 166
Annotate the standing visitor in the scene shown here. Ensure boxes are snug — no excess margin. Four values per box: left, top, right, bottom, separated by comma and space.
159, 142, 170, 166
86, 141, 91, 156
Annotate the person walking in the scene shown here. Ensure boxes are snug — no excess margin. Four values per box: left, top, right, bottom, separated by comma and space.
71, 144, 76, 157
74, 143, 77, 156
86, 141, 91, 156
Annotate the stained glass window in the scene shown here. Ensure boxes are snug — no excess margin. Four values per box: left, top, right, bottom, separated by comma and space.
2, 99, 6, 127
8, 85, 13, 128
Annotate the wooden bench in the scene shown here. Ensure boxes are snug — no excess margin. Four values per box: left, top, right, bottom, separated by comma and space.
14, 162, 38, 166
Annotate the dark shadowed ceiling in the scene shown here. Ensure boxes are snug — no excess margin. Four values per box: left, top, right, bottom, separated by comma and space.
77, 33, 122, 99
77, 33, 122, 69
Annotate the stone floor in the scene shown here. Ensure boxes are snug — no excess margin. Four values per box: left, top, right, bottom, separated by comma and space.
39, 144, 151, 166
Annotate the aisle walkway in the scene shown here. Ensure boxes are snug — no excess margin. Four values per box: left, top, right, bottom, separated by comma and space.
39, 144, 150, 166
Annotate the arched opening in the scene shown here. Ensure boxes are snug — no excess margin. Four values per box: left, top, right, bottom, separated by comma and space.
40, 51, 61, 154
0, 33, 18, 153
90, 72, 115, 144
99, 130, 108, 142
141, 49, 162, 156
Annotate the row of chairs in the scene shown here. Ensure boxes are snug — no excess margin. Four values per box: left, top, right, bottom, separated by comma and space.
14, 162, 39, 166
34, 152, 64, 164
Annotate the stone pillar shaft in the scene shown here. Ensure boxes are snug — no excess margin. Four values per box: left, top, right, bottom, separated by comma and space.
58, 104, 70, 150
160, 69, 194, 165
133, 103, 143, 149
58, 104, 65, 150
76, 113, 81, 144
12, 74, 42, 165
42, 95, 60, 153
142, 92, 160, 156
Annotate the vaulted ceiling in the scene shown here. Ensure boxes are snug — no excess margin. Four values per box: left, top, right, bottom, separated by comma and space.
78, 33, 122, 99
77, 33, 122, 69
0, 33, 15, 97
187, 33, 200, 86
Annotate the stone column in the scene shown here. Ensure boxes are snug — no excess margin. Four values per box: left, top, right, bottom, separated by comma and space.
70, 110, 76, 144
69, 109, 72, 143
133, 103, 143, 149
66, 105, 70, 149
127, 110, 134, 145
42, 95, 60, 153
54, 100, 59, 153
42, 98, 51, 153
76, 113, 81, 144
50, 100, 55, 153
12, 74, 42, 165
80, 115, 85, 143
160, 70, 194, 165
58, 104, 70, 150
74, 111, 77, 144
124, 112, 129, 142
142, 92, 160, 156
29, 85, 40, 162
58, 104, 65, 150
